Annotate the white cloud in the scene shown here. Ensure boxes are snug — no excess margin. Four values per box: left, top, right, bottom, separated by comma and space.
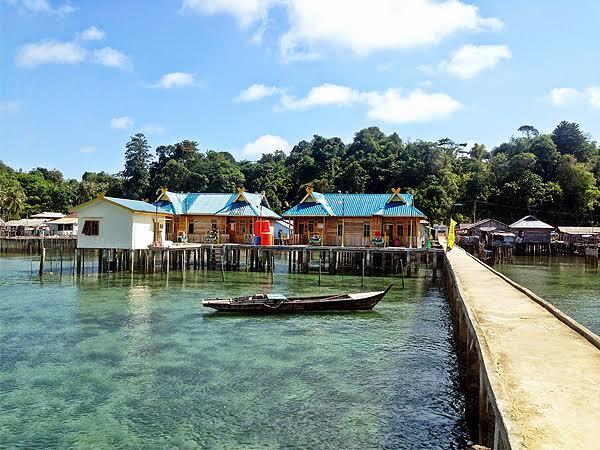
110, 116, 134, 129
80, 146, 96, 153
92, 47, 132, 70
548, 87, 583, 106
362, 88, 461, 123
140, 124, 165, 134
441, 44, 511, 79
587, 87, 600, 109
279, 83, 360, 110
78, 26, 105, 41
0, 100, 21, 114
182, 0, 502, 60
547, 86, 600, 109
152, 72, 197, 88
419, 80, 433, 87
180, 0, 278, 28
15, 29, 131, 70
6, 0, 75, 15
234, 83, 282, 102
242, 134, 290, 158
278, 83, 461, 123
16, 40, 87, 67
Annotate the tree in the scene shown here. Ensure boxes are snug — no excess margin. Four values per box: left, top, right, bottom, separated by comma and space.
4, 185, 26, 219
518, 125, 539, 138
552, 121, 584, 153
469, 143, 489, 161
122, 133, 151, 199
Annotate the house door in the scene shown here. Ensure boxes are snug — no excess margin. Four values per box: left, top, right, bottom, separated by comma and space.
384, 223, 394, 245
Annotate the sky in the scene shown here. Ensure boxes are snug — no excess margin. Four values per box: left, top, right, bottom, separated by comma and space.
1, 0, 600, 179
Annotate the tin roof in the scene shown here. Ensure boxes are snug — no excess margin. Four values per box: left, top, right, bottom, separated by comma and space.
282, 192, 426, 218
30, 212, 65, 219
105, 197, 172, 214
510, 215, 554, 230
48, 217, 78, 225
155, 192, 280, 219
5, 218, 48, 227
557, 226, 600, 235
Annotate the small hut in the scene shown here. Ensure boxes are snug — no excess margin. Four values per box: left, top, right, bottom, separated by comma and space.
510, 215, 554, 243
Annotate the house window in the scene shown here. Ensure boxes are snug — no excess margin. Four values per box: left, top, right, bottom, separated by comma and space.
363, 223, 370, 237
82, 220, 99, 236
337, 222, 343, 237
211, 221, 217, 230
188, 222, 194, 235
308, 221, 314, 232
299, 223, 305, 235
397, 224, 404, 237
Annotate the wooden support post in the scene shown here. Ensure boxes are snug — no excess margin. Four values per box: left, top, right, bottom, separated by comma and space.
361, 252, 365, 287
399, 257, 405, 289
39, 247, 46, 276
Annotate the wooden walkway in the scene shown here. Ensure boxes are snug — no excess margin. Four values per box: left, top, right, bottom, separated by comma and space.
445, 243, 600, 449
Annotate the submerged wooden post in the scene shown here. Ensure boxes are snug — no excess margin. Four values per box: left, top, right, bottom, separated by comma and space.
399, 257, 405, 289
39, 247, 46, 276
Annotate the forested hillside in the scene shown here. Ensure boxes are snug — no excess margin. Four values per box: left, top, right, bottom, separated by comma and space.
1, 121, 599, 225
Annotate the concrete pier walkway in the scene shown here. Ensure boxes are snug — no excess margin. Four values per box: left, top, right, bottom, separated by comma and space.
445, 245, 600, 449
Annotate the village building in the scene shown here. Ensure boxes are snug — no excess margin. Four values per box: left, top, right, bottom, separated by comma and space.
282, 188, 426, 247
556, 226, 600, 247
458, 218, 513, 246
155, 189, 280, 244
74, 195, 169, 250
30, 212, 65, 220
4, 218, 49, 236
47, 214, 78, 236
510, 215, 554, 243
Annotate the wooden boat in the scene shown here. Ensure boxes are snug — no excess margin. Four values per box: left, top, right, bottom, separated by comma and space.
202, 284, 393, 313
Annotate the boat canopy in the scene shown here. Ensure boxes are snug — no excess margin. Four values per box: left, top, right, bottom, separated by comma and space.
266, 294, 287, 300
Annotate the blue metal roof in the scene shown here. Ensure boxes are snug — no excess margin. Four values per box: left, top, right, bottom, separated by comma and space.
105, 197, 171, 214
282, 192, 425, 218
154, 192, 281, 219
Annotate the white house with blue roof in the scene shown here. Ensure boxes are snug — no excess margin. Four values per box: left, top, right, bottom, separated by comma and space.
74, 195, 169, 250
282, 187, 426, 247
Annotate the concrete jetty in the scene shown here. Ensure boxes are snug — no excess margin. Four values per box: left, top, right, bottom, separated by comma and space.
444, 243, 600, 449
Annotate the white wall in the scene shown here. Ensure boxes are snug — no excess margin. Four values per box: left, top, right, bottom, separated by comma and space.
132, 214, 165, 250
77, 200, 166, 249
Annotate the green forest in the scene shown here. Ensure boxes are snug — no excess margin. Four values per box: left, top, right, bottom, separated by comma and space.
1, 120, 599, 225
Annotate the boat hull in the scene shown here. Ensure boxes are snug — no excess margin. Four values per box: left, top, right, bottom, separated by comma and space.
202, 286, 391, 313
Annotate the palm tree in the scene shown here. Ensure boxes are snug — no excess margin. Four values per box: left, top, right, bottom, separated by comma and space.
4, 186, 26, 219
0, 186, 6, 220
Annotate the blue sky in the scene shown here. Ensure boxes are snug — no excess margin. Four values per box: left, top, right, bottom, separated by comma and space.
1, 0, 600, 179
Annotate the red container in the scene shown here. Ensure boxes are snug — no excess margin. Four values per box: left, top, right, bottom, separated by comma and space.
260, 233, 273, 246
254, 220, 271, 235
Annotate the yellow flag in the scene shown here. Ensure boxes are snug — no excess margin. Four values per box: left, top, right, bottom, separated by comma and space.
447, 218, 457, 250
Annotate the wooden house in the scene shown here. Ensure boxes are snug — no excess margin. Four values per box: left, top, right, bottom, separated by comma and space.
557, 226, 600, 246
155, 189, 280, 244
282, 188, 426, 247
510, 215, 554, 243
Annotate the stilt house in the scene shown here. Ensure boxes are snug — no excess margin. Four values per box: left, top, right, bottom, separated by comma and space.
282, 188, 426, 247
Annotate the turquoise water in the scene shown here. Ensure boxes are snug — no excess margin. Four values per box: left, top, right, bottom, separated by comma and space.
496, 256, 600, 334
0, 255, 469, 449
